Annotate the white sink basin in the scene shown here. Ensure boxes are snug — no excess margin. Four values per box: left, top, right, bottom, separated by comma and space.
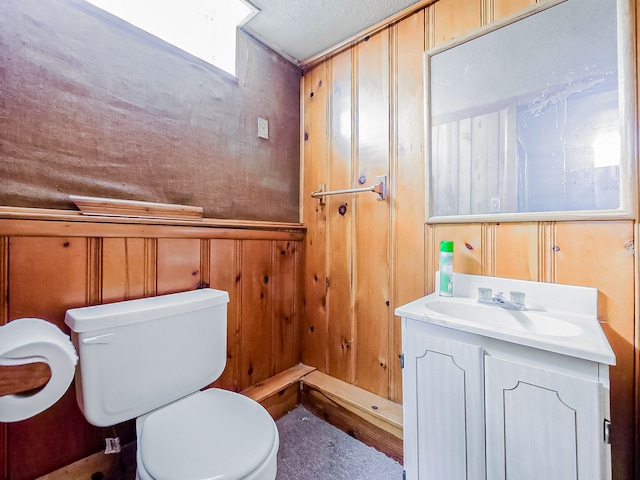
424, 300, 584, 337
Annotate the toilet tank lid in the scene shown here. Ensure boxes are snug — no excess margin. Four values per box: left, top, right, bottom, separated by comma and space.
65, 289, 229, 333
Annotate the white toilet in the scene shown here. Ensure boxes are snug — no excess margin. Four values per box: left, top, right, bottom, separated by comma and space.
64, 289, 278, 480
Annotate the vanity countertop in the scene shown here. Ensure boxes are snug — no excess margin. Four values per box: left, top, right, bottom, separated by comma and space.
395, 273, 616, 365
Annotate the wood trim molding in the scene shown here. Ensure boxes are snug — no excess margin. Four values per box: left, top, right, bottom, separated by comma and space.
0, 206, 305, 233
0, 218, 305, 241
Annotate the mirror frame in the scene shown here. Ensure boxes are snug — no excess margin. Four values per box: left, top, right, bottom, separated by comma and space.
424, 0, 637, 224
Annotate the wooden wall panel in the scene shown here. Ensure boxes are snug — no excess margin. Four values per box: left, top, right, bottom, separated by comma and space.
273, 240, 299, 373
432, 0, 483, 47
208, 239, 240, 392
302, 63, 330, 371
326, 50, 355, 383
240, 240, 274, 389
0, 216, 303, 479
354, 31, 391, 396
6, 237, 100, 480
493, 222, 539, 280
390, 10, 427, 403
553, 221, 635, 480
492, 0, 537, 21
102, 238, 148, 303
156, 238, 202, 294
426, 223, 484, 292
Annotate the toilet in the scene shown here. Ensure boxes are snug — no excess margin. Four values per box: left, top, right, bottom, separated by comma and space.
64, 289, 278, 480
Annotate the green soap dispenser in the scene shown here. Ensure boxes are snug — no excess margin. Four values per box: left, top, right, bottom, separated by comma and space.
439, 240, 454, 296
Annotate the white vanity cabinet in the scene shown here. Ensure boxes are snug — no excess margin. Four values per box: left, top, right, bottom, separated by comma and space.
484, 356, 607, 480
402, 323, 486, 480
397, 273, 615, 480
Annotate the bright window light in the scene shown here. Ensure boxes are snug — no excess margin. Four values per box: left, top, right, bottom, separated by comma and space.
592, 130, 621, 168
86, 0, 256, 76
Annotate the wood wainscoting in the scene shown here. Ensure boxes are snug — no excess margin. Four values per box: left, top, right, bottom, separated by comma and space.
0, 207, 304, 480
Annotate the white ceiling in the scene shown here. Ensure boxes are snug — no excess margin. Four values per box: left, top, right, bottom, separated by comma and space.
242, 0, 422, 65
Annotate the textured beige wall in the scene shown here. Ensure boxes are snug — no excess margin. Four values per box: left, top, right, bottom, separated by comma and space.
0, 0, 301, 222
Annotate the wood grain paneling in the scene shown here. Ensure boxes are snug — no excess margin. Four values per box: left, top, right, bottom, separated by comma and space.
240, 240, 274, 389
493, 222, 539, 280
102, 238, 148, 302
156, 238, 201, 294
492, 0, 537, 21
432, 0, 483, 47
301, 64, 330, 370
8, 237, 90, 324
426, 223, 484, 292
273, 240, 299, 373
7, 236, 100, 480
391, 10, 426, 403
553, 221, 635, 480
208, 239, 240, 391
326, 49, 355, 383
354, 31, 391, 396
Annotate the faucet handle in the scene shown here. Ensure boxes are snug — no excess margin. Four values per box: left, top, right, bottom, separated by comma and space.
509, 291, 526, 306
478, 287, 492, 300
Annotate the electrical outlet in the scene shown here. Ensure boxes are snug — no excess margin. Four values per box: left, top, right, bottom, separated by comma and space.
490, 197, 501, 213
257, 117, 269, 139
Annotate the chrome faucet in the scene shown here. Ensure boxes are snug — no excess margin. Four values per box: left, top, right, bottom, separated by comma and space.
477, 288, 526, 311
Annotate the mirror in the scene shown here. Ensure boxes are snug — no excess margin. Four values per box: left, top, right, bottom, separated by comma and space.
426, 0, 636, 222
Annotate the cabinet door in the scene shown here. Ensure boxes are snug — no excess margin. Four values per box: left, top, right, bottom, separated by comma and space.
403, 321, 485, 480
485, 356, 608, 480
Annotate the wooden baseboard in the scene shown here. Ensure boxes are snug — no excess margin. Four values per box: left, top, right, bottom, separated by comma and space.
300, 370, 404, 464
241, 363, 316, 419
36, 441, 136, 480
36, 365, 404, 478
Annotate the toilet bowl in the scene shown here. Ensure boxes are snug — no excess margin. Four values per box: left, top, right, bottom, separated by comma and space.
64, 289, 278, 480
135, 389, 278, 480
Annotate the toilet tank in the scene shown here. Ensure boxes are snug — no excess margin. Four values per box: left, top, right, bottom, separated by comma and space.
65, 289, 229, 427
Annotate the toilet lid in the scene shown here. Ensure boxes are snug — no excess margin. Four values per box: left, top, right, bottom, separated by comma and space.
139, 389, 276, 480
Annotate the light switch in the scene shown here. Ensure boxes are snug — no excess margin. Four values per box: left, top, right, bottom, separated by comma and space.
258, 117, 269, 139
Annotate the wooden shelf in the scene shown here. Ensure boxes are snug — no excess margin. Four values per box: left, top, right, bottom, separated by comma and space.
69, 195, 204, 221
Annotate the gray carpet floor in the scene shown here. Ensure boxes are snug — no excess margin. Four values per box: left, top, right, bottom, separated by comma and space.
276, 406, 404, 480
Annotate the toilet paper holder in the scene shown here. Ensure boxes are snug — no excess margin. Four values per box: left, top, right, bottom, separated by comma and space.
0, 361, 51, 396
0, 318, 78, 422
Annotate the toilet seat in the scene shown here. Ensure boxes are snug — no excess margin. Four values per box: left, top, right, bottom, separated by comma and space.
136, 388, 278, 480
